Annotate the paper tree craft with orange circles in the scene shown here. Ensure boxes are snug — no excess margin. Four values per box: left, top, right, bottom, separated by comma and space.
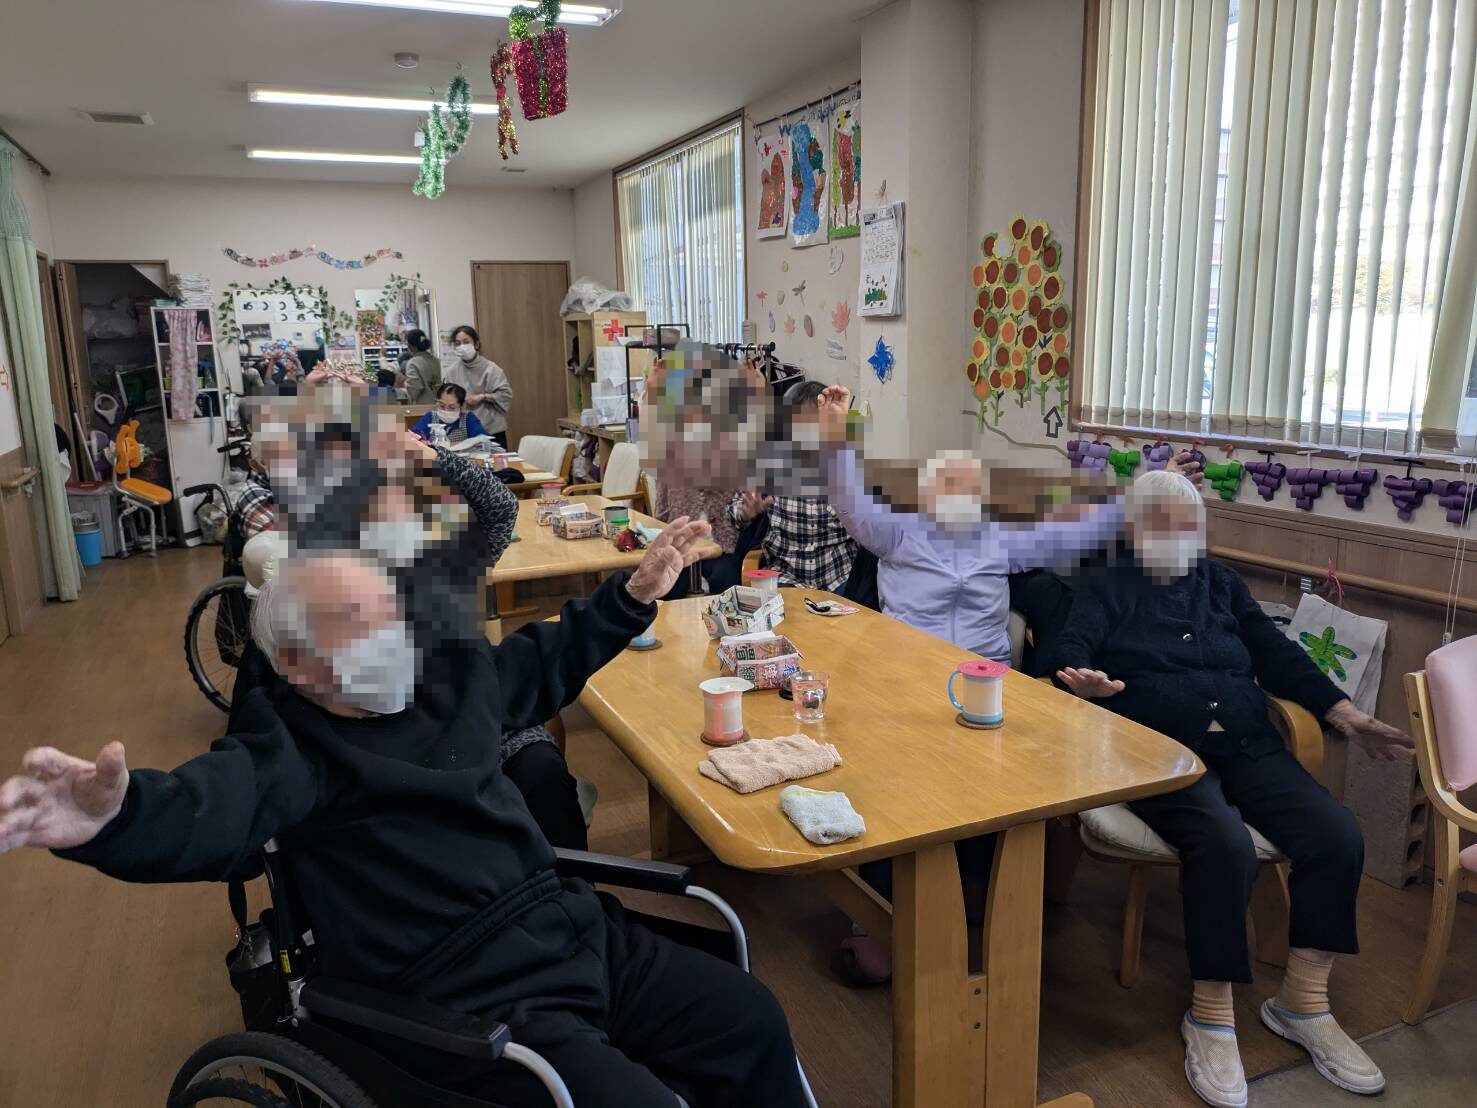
964, 216, 1072, 428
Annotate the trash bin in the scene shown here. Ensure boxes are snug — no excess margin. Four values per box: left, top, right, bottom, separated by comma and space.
74, 523, 103, 567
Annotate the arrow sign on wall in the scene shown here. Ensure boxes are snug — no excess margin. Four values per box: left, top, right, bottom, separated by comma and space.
1043, 405, 1063, 439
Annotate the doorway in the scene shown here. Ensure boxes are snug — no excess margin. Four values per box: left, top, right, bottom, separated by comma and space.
470, 261, 571, 447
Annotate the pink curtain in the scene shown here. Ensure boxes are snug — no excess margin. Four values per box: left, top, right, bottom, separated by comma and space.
165, 308, 196, 420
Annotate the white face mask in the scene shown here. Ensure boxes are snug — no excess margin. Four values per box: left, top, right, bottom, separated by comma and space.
360, 518, 429, 566
792, 425, 822, 450
455, 343, 477, 361
433, 407, 460, 424
329, 623, 417, 715
681, 422, 711, 446
929, 494, 984, 528
1136, 534, 1205, 579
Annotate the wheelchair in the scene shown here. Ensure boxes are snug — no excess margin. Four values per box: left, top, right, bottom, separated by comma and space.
168, 839, 819, 1108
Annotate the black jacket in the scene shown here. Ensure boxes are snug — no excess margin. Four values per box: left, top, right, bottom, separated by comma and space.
1045, 556, 1346, 757
58, 573, 654, 1024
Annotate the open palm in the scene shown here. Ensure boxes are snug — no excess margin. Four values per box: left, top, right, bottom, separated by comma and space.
0, 743, 130, 854
625, 517, 713, 604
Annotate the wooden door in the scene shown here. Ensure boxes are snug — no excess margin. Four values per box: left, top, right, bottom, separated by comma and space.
52, 262, 95, 479
470, 261, 570, 447
0, 451, 45, 635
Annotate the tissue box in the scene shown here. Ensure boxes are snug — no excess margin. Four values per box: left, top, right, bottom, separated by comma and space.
552, 511, 603, 539
718, 633, 802, 689
535, 498, 573, 525
703, 585, 785, 638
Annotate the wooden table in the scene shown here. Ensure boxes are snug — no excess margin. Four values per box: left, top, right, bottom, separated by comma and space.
579, 592, 1203, 1108
466, 455, 560, 497
556, 417, 626, 472
487, 495, 720, 621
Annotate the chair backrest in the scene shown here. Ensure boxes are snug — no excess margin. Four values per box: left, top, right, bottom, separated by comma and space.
112, 420, 143, 483
602, 442, 642, 498
517, 435, 574, 482
1424, 635, 1477, 791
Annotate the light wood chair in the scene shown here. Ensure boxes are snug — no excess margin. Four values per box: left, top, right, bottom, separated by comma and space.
1074, 696, 1324, 987
564, 441, 649, 513
1401, 640, 1477, 1024
515, 435, 576, 485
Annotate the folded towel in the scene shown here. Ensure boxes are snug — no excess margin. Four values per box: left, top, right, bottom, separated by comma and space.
780, 785, 865, 845
698, 734, 842, 794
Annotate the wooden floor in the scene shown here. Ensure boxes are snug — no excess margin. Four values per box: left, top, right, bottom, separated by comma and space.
2, 545, 1476, 1107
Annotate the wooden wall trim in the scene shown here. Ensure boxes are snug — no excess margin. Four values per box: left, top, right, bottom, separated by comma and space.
1207, 499, 1477, 563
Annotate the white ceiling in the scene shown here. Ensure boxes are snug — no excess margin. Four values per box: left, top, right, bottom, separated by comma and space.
0, 0, 872, 190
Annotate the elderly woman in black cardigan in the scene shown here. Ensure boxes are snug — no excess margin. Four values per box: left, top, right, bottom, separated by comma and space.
1047, 469, 1410, 1108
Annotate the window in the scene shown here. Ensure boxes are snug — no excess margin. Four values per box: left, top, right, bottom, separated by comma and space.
1078, 0, 1477, 454
616, 120, 745, 345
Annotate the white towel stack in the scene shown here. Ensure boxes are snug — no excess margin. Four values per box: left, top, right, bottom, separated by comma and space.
171, 273, 214, 308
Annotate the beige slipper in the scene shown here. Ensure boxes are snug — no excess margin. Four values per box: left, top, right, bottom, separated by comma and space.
1180, 1012, 1247, 1108
1260, 1000, 1385, 1096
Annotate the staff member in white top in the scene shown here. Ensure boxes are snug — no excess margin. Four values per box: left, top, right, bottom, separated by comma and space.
444, 324, 513, 448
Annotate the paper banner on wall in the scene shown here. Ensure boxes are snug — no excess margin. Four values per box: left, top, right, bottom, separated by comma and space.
829, 99, 862, 239
789, 114, 830, 248
753, 124, 791, 240
858, 202, 903, 317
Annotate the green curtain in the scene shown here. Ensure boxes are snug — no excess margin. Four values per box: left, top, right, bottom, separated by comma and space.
0, 140, 80, 601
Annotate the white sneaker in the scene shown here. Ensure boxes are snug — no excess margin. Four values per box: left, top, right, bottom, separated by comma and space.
1180, 1012, 1248, 1107
1260, 1000, 1386, 1095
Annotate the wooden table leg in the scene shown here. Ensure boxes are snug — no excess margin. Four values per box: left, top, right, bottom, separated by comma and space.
494, 579, 537, 620
983, 821, 1046, 1107
892, 841, 982, 1108
647, 784, 710, 864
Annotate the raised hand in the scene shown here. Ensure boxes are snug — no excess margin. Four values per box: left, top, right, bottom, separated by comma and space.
625, 516, 714, 604
1166, 450, 1204, 485
1056, 667, 1126, 699
737, 490, 775, 522
1325, 701, 1413, 761
818, 385, 850, 444
0, 743, 129, 854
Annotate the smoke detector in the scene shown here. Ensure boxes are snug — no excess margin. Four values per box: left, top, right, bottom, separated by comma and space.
78, 110, 154, 125
394, 52, 420, 69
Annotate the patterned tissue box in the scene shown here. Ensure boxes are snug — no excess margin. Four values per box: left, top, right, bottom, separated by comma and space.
702, 585, 786, 638
535, 498, 573, 525
717, 634, 803, 690
551, 511, 603, 539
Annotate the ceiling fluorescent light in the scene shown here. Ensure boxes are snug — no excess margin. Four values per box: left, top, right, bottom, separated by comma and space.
291, 0, 618, 25
248, 148, 423, 165
250, 86, 498, 115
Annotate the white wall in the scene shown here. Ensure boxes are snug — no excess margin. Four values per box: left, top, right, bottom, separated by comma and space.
744, 50, 863, 390
572, 172, 618, 289
43, 175, 575, 385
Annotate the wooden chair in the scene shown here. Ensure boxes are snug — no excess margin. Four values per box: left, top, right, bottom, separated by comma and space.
1401, 638, 1477, 1024
564, 441, 649, 513
1073, 696, 1323, 987
515, 435, 576, 485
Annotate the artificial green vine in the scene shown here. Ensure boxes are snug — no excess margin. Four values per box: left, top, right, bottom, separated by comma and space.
217, 277, 356, 347
414, 69, 475, 199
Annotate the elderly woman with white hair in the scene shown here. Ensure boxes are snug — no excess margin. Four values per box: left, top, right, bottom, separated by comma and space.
1048, 468, 1411, 1108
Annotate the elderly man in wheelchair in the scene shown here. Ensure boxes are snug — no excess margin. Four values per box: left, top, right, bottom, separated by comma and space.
0, 402, 811, 1108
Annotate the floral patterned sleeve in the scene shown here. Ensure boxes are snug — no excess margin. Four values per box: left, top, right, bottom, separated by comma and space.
432, 447, 518, 566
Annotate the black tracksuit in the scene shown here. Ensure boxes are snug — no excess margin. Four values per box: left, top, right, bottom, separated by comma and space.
58, 577, 804, 1107
1046, 556, 1363, 983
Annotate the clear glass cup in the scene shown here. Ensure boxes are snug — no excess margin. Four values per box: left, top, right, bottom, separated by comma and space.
790, 670, 829, 722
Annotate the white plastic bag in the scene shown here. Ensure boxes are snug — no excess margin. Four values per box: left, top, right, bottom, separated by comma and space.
1284, 594, 1387, 714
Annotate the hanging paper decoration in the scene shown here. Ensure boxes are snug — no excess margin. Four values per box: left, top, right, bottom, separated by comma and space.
1435, 479, 1473, 525
1330, 468, 1378, 509
223, 246, 403, 270
1246, 460, 1288, 500
830, 300, 851, 334
491, 42, 519, 159
1383, 473, 1434, 521
830, 99, 862, 239
1067, 440, 1111, 473
868, 335, 894, 383
507, 0, 569, 122
753, 123, 790, 239
789, 113, 830, 248
1108, 449, 1141, 480
1204, 461, 1245, 501
784, 315, 796, 336
1287, 468, 1330, 510
965, 217, 1071, 428
414, 70, 475, 199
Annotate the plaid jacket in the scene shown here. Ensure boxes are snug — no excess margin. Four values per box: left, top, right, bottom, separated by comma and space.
728, 493, 857, 592
235, 474, 277, 539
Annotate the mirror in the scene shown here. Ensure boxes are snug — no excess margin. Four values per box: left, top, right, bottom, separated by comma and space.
354, 282, 437, 380
233, 290, 325, 396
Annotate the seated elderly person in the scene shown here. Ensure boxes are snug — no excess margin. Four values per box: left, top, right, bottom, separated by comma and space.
0, 478, 806, 1105
1045, 469, 1410, 1108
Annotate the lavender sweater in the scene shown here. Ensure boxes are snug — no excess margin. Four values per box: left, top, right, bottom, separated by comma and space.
827, 449, 1125, 662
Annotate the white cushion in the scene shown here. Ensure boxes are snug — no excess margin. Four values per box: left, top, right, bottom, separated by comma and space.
517, 435, 573, 478
1079, 803, 1283, 863
602, 441, 642, 498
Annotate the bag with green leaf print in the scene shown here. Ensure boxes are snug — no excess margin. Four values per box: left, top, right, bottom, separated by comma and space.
1284, 593, 1387, 715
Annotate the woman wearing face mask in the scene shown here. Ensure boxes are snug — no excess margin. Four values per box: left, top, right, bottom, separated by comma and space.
818, 384, 1142, 661
411, 383, 489, 445
443, 324, 512, 448
402, 328, 441, 405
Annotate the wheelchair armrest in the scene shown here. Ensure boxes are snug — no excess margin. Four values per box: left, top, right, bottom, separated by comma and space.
552, 847, 692, 895
300, 977, 510, 1060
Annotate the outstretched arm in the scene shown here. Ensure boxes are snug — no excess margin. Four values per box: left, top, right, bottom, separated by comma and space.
990, 498, 1125, 570
818, 386, 905, 557
1, 719, 318, 883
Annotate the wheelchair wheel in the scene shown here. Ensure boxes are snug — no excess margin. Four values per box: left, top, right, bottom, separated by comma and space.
185, 576, 250, 712
168, 1031, 374, 1108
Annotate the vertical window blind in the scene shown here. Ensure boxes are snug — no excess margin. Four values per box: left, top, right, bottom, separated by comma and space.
1079, 0, 1477, 453
616, 120, 745, 345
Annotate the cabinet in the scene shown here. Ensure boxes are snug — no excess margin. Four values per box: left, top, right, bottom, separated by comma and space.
561, 310, 647, 423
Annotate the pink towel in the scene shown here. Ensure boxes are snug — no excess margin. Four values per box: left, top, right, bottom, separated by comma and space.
698, 734, 842, 794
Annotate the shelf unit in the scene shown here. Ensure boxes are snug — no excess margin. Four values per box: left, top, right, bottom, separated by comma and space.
151, 306, 229, 546
561, 310, 646, 423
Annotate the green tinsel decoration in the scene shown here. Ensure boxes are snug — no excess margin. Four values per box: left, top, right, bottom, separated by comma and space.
412, 69, 476, 199
444, 71, 473, 155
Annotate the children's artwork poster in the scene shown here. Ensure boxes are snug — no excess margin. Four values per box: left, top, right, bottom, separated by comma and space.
829, 99, 862, 239
964, 216, 1072, 429
753, 123, 791, 240
858, 202, 903, 317
789, 113, 830, 248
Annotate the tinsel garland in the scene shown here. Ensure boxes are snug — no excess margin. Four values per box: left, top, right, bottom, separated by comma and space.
508, 0, 568, 122
413, 70, 475, 199
491, 42, 519, 159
